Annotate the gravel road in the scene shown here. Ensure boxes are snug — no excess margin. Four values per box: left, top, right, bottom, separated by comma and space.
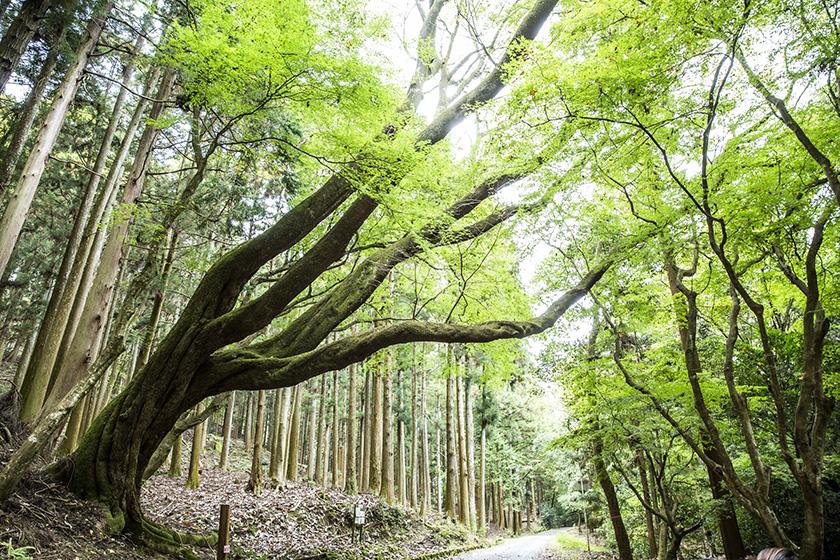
450, 529, 560, 560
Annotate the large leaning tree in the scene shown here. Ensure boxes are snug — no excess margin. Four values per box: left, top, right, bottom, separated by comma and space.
0, 0, 628, 551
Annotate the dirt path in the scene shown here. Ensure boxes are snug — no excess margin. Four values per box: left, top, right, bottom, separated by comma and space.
450, 529, 560, 560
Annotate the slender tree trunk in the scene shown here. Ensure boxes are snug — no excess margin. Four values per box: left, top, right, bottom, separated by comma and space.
307, 382, 318, 480
361, 365, 370, 491
0, 0, 55, 92
457, 375, 470, 527
380, 366, 395, 503
478, 425, 486, 531
219, 391, 235, 469
247, 390, 265, 494
445, 366, 458, 520
286, 385, 301, 481
465, 375, 476, 529
137, 228, 178, 370
269, 388, 289, 482
168, 434, 182, 477
243, 392, 253, 451
331, 370, 339, 487
315, 375, 327, 484
397, 404, 406, 506
420, 366, 431, 515
344, 362, 357, 493
0, 0, 115, 279
0, 14, 68, 197
17, 67, 162, 426
369, 365, 383, 494
636, 450, 658, 558
410, 342, 419, 508
186, 404, 206, 489
593, 437, 633, 560
35, 69, 175, 417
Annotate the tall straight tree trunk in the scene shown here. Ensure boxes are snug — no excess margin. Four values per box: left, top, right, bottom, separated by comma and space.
185, 404, 206, 489
409, 342, 419, 508
246, 390, 266, 494
269, 388, 289, 482
315, 374, 327, 485
465, 374, 476, 529
344, 362, 357, 493
0, 0, 55, 92
331, 370, 339, 487
16, 67, 162, 425
369, 365, 383, 494
478, 424, 486, 531
0, 0, 115, 279
361, 365, 371, 491
286, 385, 301, 481
419, 366, 432, 515
380, 366, 395, 503
307, 382, 318, 480
457, 375, 470, 527
243, 392, 253, 451
397, 405, 406, 506
0, 10, 69, 197
168, 434, 182, 477
219, 391, 235, 469
137, 228, 178, 369
436, 396, 443, 513
445, 363, 458, 520
48, 69, 175, 400
24, 69, 173, 424
593, 437, 633, 560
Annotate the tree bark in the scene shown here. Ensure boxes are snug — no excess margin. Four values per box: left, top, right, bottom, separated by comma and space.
0, 0, 115, 279
593, 437, 633, 560
246, 390, 266, 494
478, 425, 486, 531
344, 362, 357, 493
445, 361, 458, 520
361, 365, 371, 491
457, 375, 470, 527
168, 435, 182, 477
186, 404, 206, 489
285, 385, 301, 481
0, 0, 55, 92
409, 342, 419, 508
420, 365, 431, 515
0, 11, 68, 197
219, 391, 235, 470
465, 373, 476, 529
380, 365, 395, 503
369, 365, 383, 494
315, 375, 327, 484
16, 66, 162, 425
331, 370, 340, 487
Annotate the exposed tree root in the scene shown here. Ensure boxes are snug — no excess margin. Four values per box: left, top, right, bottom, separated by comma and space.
136, 517, 217, 560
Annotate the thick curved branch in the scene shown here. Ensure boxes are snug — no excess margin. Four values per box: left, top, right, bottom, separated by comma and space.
206, 195, 378, 348
209, 261, 610, 392
419, 0, 558, 144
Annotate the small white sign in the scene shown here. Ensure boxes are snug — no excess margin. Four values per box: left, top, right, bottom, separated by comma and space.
354, 504, 366, 525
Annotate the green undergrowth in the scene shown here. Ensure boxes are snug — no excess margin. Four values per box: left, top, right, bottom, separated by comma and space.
552, 530, 607, 552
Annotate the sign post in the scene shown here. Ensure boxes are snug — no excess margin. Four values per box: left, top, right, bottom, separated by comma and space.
216, 504, 231, 560
353, 503, 366, 543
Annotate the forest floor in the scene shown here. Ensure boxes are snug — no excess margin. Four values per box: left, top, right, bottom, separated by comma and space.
0, 428, 478, 559
142, 464, 477, 559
